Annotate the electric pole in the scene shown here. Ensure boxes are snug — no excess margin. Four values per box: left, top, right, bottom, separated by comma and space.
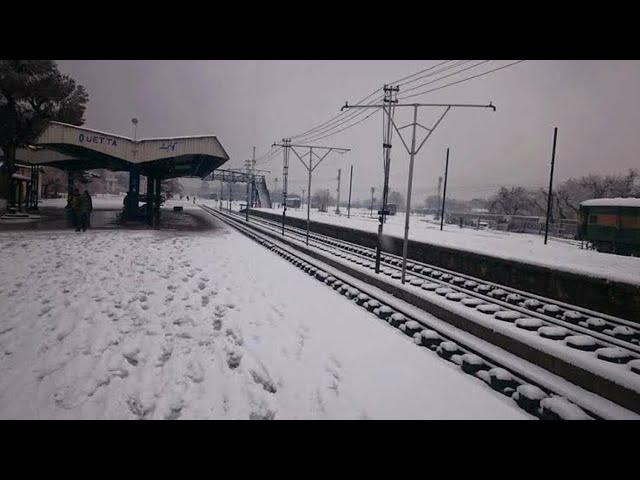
335, 168, 342, 215
251, 146, 256, 208
276, 142, 350, 245
347, 165, 353, 218
245, 158, 251, 221
544, 127, 558, 245
435, 176, 443, 220
272, 138, 291, 236
342, 96, 496, 283
440, 148, 449, 231
370, 187, 375, 217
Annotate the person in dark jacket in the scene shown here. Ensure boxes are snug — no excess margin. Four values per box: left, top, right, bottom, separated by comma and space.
65, 191, 77, 229
71, 189, 91, 232
71, 189, 82, 231
83, 190, 93, 228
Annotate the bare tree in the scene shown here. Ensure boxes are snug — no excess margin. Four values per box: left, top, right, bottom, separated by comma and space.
311, 189, 333, 211
489, 186, 533, 216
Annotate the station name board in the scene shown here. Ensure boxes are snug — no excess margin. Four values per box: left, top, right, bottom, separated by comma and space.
78, 133, 118, 147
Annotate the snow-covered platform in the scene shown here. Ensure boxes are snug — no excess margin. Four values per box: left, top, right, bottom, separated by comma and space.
249, 206, 640, 322
0, 215, 528, 419
254, 206, 640, 286
0, 197, 215, 232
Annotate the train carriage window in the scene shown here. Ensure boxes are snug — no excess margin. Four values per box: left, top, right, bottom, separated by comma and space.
589, 215, 598, 223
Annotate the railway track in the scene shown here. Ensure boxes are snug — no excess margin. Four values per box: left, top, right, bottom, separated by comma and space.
201, 205, 640, 420
234, 209, 640, 351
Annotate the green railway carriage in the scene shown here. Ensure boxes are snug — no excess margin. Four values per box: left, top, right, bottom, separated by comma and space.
578, 198, 640, 255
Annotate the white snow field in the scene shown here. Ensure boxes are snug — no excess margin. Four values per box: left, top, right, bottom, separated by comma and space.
0, 213, 528, 419
253, 205, 640, 286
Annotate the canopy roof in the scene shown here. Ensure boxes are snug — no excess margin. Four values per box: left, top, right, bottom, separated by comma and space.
15, 121, 230, 179
581, 197, 640, 208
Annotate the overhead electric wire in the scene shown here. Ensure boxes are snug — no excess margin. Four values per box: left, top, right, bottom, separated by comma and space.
301, 108, 380, 144
398, 60, 526, 100
289, 87, 383, 140
290, 60, 454, 143
255, 146, 283, 165
395, 60, 474, 88
256, 59, 525, 161
387, 60, 454, 86
293, 61, 483, 145
295, 61, 493, 145
398, 60, 491, 96
295, 93, 384, 144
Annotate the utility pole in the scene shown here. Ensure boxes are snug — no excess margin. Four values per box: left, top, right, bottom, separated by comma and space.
544, 127, 558, 245
219, 179, 223, 209
370, 187, 375, 217
435, 176, 443, 220
245, 158, 251, 221
440, 148, 449, 231
272, 139, 291, 236
342, 97, 496, 283
335, 168, 342, 215
251, 146, 256, 208
347, 165, 353, 218
281, 142, 350, 246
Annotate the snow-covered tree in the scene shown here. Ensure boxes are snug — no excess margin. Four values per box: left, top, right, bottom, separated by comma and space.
0, 60, 89, 208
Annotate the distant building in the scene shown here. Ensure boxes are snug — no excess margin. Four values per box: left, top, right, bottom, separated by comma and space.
285, 195, 301, 208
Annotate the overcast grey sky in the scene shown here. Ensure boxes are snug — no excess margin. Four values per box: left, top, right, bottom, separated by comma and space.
57, 60, 640, 202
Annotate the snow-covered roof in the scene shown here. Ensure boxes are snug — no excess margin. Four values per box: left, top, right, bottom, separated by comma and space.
18, 121, 230, 179
580, 197, 640, 208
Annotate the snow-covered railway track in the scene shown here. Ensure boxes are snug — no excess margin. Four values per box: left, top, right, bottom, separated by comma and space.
234, 211, 640, 353
201, 205, 640, 419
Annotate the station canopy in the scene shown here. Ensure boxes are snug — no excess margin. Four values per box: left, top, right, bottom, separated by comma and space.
14, 121, 230, 179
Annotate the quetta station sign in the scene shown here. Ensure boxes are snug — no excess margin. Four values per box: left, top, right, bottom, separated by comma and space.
78, 133, 119, 147
78, 134, 183, 152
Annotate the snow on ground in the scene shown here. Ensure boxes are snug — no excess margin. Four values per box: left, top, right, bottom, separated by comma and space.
40, 194, 127, 210
252, 205, 640, 286
0, 213, 527, 419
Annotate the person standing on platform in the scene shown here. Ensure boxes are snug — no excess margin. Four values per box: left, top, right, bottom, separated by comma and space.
71, 188, 82, 232
83, 190, 93, 228
65, 191, 76, 229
